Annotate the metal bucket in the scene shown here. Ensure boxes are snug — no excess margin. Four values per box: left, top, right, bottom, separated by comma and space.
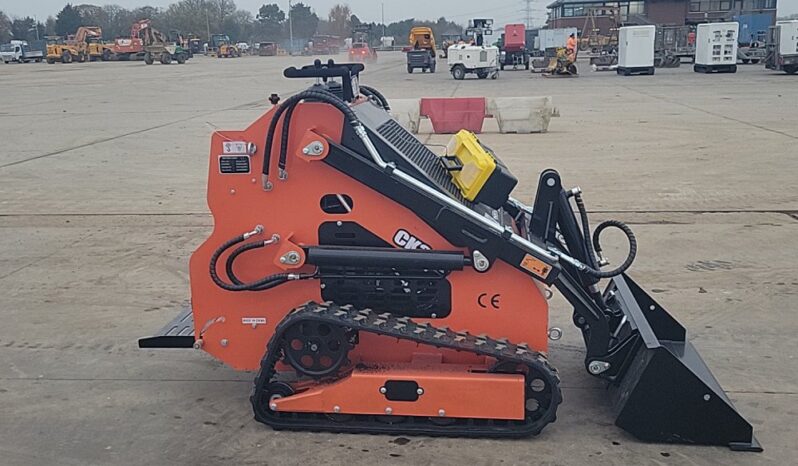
604, 275, 761, 451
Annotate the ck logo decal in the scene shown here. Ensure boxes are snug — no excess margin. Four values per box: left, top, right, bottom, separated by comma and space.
393, 229, 431, 250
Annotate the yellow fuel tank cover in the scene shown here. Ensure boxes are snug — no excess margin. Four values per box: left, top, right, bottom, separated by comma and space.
443, 130, 497, 202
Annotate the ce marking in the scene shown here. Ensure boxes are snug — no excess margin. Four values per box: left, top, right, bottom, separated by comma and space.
478, 293, 501, 310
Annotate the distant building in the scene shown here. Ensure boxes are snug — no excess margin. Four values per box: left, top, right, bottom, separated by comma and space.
546, 0, 778, 35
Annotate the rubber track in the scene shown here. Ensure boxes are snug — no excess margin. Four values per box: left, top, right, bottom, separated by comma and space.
250, 301, 562, 437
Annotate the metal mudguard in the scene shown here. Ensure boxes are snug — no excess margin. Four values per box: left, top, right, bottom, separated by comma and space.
605, 275, 761, 451
138, 305, 195, 349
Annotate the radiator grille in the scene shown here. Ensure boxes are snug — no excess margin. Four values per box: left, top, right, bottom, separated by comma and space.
376, 119, 471, 206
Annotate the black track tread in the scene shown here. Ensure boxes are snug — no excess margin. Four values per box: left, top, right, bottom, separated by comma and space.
250, 301, 562, 438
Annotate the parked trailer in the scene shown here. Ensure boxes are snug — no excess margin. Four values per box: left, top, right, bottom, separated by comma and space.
694, 22, 738, 73
735, 13, 770, 64
655, 25, 694, 67
617, 25, 655, 76
766, 20, 798, 74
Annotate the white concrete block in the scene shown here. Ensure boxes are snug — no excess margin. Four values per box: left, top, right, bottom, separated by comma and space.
487, 96, 557, 134
388, 98, 421, 134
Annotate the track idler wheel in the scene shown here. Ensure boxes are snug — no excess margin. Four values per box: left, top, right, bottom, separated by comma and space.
282, 320, 352, 378
252, 381, 295, 421
491, 361, 559, 424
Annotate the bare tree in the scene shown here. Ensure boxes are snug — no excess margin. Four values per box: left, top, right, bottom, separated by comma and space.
0, 10, 13, 43
328, 4, 351, 38
45, 16, 57, 36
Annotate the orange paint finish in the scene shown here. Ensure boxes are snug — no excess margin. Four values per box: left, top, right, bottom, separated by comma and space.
189, 100, 550, 371
272, 366, 526, 420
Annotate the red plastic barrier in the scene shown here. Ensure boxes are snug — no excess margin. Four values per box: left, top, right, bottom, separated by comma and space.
419, 97, 487, 134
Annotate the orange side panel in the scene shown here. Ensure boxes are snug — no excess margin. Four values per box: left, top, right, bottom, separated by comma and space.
273, 366, 526, 420
189, 101, 550, 371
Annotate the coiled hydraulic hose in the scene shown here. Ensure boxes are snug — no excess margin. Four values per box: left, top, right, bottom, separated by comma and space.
209, 227, 312, 292
573, 192, 637, 279
360, 84, 390, 111
225, 241, 266, 286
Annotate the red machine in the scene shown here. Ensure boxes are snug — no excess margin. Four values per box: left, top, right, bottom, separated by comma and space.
309, 35, 341, 55
500, 24, 529, 70
112, 20, 148, 60
141, 60, 760, 452
348, 42, 377, 63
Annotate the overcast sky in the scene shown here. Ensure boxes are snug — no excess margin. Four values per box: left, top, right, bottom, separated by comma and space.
1, 0, 797, 26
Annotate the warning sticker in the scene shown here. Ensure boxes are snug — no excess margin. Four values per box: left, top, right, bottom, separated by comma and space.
222, 141, 248, 154
520, 254, 551, 279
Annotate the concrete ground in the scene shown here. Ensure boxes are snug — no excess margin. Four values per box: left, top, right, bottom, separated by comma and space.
0, 52, 796, 465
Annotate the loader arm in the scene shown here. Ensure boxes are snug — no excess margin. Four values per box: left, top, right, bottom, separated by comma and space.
526, 169, 760, 451
74, 27, 102, 44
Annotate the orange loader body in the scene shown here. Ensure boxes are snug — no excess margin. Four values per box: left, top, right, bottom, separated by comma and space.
189, 102, 549, 419
142, 60, 760, 450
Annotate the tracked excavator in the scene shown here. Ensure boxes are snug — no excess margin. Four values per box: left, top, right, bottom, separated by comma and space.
141, 60, 761, 452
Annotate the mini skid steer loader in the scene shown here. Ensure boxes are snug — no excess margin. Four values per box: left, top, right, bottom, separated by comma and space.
141, 60, 760, 451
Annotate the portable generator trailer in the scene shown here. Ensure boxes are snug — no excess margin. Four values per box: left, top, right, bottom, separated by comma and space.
141, 59, 761, 452
765, 21, 798, 75
448, 18, 500, 80
500, 24, 529, 70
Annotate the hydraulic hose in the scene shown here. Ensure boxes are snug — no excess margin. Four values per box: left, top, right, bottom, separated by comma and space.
572, 192, 637, 279
264, 88, 360, 187
209, 228, 311, 292
590, 219, 637, 277
574, 192, 601, 271
225, 241, 266, 286
277, 87, 349, 180
360, 84, 390, 111
277, 103, 297, 179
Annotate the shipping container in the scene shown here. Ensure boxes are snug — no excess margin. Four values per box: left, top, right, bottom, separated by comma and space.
734, 13, 772, 45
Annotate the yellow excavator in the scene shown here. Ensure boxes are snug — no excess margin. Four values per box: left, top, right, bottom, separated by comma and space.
208, 34, 239, 58
46, 27, 112, 63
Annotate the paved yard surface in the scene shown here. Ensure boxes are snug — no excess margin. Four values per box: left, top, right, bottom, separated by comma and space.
1, 53, 796, 465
